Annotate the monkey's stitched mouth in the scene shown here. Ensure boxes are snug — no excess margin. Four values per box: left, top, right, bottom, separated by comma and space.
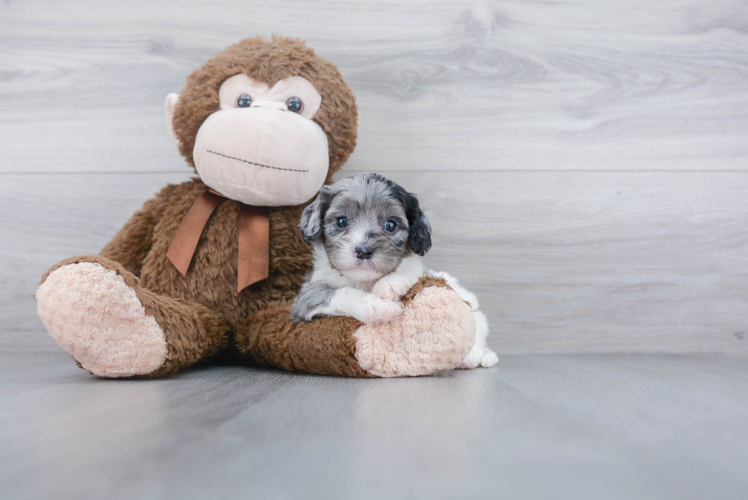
206, 150, 309, 173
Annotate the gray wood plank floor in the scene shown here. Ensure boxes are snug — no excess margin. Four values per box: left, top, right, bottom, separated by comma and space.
2, 351, 747, 500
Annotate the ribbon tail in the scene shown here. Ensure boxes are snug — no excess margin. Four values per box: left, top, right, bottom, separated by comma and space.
167, 191, 226, 277
237, 205, 270, 292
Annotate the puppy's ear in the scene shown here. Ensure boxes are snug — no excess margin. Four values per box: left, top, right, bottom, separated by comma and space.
392, 185, 432, 256
300, 185, 337, 243
408, 207, 432, 256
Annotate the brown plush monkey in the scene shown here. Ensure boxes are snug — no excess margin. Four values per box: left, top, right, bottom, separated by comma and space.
35, 36, 475, 378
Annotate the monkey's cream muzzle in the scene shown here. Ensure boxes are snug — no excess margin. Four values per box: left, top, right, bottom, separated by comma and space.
192, 106, 329, 206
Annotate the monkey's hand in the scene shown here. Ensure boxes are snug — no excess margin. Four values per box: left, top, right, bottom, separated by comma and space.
372, 274, 414, 302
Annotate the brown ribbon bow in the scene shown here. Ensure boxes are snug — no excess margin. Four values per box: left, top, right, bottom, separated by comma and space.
166, 190, 270, 292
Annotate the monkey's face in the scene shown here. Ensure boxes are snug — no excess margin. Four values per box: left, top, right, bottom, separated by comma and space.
167, 37, 358, 205
168, 74, 330, 206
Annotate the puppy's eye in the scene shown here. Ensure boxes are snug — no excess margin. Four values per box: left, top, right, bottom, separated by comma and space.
336, 217, 348, 229
286, 97, 304, 113
237, 95, 253, 108
384, 219, 397, 233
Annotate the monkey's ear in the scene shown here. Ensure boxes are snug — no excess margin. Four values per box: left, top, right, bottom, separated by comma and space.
164, 93, 180, 143
300, 185, 337, 243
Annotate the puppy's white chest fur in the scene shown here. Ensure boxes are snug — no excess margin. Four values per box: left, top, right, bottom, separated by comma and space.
310, 245, 379, 292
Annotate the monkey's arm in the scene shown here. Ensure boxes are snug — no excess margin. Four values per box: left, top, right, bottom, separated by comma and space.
99, 184, 178, 277
237, 276, 475, 377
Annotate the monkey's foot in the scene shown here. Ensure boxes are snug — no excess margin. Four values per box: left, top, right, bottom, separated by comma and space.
36, 262, 168, 378
354, 283, 475, 377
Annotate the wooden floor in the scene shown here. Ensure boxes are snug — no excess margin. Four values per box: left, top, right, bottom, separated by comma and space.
1, 351, 747, 500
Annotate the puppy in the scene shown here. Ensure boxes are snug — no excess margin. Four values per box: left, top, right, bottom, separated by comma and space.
291, 173, 427, 325
291, 173, 498, 369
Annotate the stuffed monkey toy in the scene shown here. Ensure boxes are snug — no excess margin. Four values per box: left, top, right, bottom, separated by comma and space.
35, 36, 476, 378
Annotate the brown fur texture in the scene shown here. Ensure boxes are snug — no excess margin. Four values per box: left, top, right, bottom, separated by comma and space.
99, 183, 180, 277
36, 36, 473, 378
172, 35, 358, 180
235, 300, 372, 377
102, 178, 313, 330
400, 276, 450, 306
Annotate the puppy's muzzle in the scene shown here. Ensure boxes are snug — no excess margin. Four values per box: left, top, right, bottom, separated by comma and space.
355, 245, 374, 260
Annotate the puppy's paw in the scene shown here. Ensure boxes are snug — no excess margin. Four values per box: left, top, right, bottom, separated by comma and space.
457, 346, 499, 370
351, 295, 404, 325
456, 344, 484, 369
480, 349, 499, 368
372, 274, 412, 302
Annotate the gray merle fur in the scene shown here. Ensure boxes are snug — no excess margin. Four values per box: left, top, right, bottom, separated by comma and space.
291, 173, 432, 322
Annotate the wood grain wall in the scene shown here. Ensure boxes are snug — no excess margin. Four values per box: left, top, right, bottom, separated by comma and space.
1, 0, 747, 353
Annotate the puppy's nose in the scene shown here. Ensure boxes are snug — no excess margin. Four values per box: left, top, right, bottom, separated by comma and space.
355, 245, 374, 260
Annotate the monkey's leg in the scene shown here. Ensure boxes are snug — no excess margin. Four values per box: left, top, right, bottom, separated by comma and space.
35, 255, 228, 378
235, 277, 475, 377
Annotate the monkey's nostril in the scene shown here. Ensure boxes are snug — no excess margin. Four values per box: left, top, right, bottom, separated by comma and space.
355, 245, 374, 260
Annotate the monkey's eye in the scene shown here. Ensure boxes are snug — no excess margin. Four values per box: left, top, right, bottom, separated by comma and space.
384, 220, 397, 233
286, 97, 304, 113
237, 95, 253, 108
336, 217, 348, 229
